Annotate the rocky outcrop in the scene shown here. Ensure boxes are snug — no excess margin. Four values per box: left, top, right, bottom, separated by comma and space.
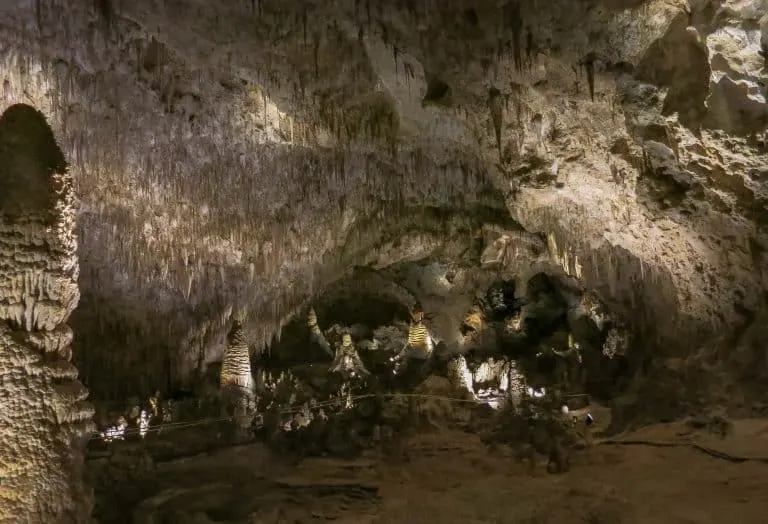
505, 0, 767, 361
0, 104, 93, 522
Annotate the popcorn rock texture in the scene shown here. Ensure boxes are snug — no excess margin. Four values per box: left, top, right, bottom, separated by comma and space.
0, 104, 94, 523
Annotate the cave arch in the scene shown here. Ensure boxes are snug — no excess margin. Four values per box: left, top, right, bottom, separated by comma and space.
264, 269, 414, 365
312, 268, 415, 328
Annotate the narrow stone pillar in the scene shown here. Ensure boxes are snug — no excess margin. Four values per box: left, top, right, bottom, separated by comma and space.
0, 104, 95, 523
220, 321, 253, 430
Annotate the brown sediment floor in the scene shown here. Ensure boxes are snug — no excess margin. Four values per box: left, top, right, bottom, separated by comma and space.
102, 419, 768, 523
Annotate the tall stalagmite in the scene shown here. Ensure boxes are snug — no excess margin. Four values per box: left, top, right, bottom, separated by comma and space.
220, 320, 253, 390
220, 320, 253, 430
0, 104, 94, 522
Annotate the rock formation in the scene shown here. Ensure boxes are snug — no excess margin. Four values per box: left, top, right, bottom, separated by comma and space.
220, 320, 254, 430
0, 104, 93, 523
0, 0, 766, 517
307, 307, 333, 357
220, 320, 253, 391
330, 332, 369, 377
403, 305, 434, 359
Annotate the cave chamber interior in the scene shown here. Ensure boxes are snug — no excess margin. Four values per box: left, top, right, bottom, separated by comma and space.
2, 0, 768, 522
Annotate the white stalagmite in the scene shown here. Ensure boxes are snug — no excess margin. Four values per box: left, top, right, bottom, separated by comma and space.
447, 354, 474, 395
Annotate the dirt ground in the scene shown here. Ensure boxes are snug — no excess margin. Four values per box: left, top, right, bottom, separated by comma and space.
115, 417, 768, 524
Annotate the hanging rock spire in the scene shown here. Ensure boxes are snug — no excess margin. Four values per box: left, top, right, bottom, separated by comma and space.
488, 87, 504, 161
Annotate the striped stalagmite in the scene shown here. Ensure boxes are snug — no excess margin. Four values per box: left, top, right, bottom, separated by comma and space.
220, 320, 253, 390
406, 304, 433, 356
407, 321, 432, 353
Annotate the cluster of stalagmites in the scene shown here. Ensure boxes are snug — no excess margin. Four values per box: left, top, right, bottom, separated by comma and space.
0, 104, 93, 523
446, 354, 529, 407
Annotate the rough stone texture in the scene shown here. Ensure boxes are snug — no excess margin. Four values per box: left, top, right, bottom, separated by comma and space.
220, 321, 253, 390
0, 0, 765, 397
0, 104, 94, 523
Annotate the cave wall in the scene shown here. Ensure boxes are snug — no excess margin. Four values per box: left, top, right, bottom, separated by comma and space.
0, 104, 93, 522
502, 0, 767, 360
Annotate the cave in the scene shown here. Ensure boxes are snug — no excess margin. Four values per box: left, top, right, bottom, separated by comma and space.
1, 1, 768, 523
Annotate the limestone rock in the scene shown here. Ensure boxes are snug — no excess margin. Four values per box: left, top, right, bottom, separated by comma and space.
0, 104, 93, 522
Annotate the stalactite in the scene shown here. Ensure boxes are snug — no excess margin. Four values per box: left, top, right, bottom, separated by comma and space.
583, 52, 596, 102
503, 1, 523, 71
488, 87, 503, 161
525, 27, 534, 67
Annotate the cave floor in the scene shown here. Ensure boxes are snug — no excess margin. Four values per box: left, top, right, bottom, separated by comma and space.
117, 421, 768, 524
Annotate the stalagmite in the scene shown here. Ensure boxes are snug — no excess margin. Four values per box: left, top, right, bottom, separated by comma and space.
447, 354, 474, 395
401, 305, 434, 359
220, 320, 253, 390
330, 332, 370, 377
0, 103, 94, 522
308, 307, 333, 357
220, 319, 254, 430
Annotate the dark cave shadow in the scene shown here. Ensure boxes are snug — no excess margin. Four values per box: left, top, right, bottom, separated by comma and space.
631, 13, 710, 133
0, 103, 68, 221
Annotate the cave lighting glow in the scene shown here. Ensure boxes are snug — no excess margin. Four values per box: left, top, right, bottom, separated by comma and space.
138, 410, 150, 439
527, 387, 546, 398
100, 417, 128, 442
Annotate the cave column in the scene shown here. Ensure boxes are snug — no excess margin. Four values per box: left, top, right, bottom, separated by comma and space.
0, 104, 95, 522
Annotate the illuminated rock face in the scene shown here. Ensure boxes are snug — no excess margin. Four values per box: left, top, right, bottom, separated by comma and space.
0, 104, 94, 523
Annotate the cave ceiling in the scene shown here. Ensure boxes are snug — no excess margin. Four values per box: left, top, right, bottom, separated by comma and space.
0, 0, 766, 396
